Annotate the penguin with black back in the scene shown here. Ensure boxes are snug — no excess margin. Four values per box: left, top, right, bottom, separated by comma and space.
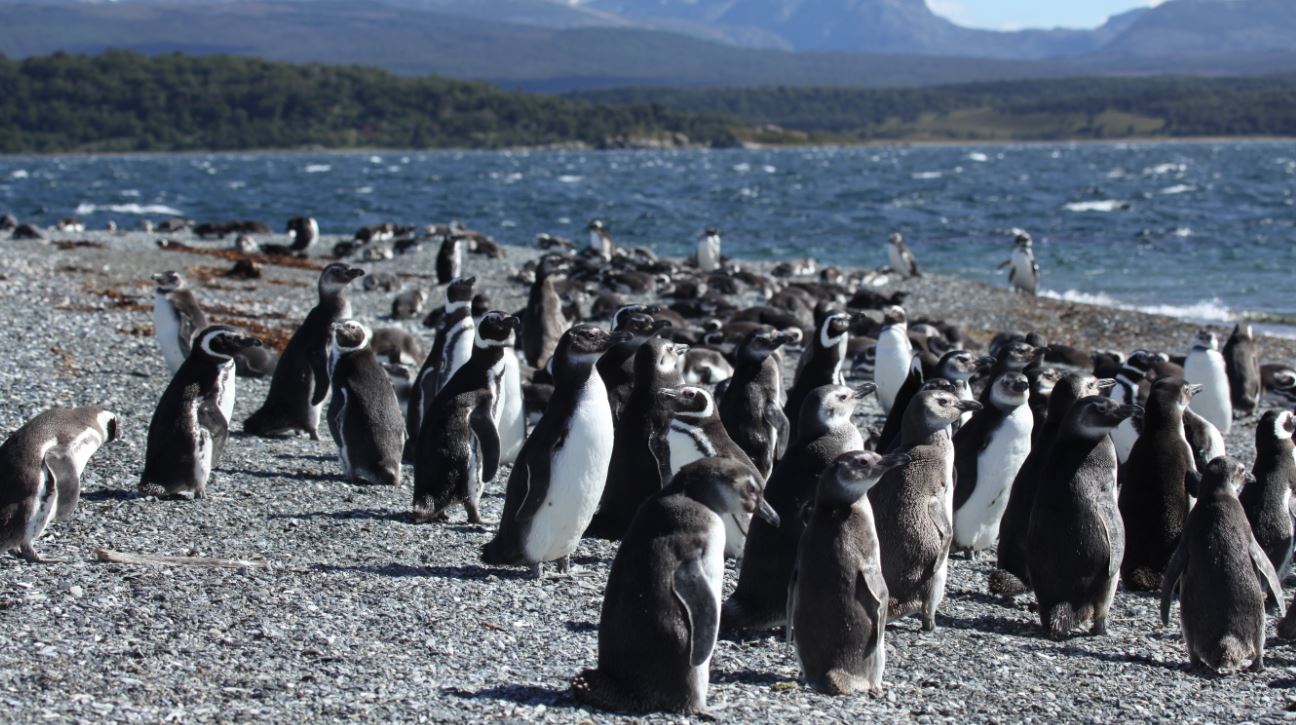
1222, 322, 1261, 418
244, 263, 364, 439
522, 255, 571, 368
785, 311, 854, 443
571, 457, 778, 716
405, 276, 476, 462
1240, 410, 1296, 579
952, 372, 1034, 557
326, 320, 404, 486
1161, 457, 1286, 673
596, 306, 667, 424
720, 329, 795, 479
877, 349, 988, 452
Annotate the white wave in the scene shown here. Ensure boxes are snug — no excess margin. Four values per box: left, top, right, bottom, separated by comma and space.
966, 152, 989, 163
9, 169, 28, 179
368, 155, 383, 164
912, 171, 943, 180
74, 202, 183, 216
355, 186, 373, 195
557, 175, 583, 183
304, 164, 331, 173
1144, 162, 1186, 176
1064, 200, 1128, 213
1043, 289, 1235, 323
732, 163, 751, 173
119, 189, 141, 197
762, 165, 777, 173
1159, 184, 1195, 195
1173, 227, 1193, 238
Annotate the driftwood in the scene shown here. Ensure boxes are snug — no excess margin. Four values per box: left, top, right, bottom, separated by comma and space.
94, 548, 268, 569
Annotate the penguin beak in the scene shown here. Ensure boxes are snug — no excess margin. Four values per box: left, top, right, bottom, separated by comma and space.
1096, 378, 1117, 391
878, 452, 911, 470
345, 268, 366, 280
1011, 379, 1031, 393
1116, 404, 1141, 422
853, 383, 878, 399
975, 355, 996, 370
955, 400, 983, 413
463, 275, 477, 285
754, 496, 780, 527
1187, 384, 1204, 398
657, 388, 682, 402
672, 344, 690, 356
773, 332, 797, 348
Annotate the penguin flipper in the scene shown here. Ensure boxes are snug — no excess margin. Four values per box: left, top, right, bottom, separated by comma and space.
309, 352, 330, 407
1159, 542, 1187, 627
856, 570, 886, 655
926, 495, 952, 549
514, 441, 555, 524
1250, 536, 1287, 618
673, 556, 719, 668
470, 397, 501, 484
45, 449, 80, 522
764, 400, 791, 461
785, 563, 799, 645
198, 398, 229, 463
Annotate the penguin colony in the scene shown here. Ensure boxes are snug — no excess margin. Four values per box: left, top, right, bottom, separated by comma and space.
6, 215, 1296, 717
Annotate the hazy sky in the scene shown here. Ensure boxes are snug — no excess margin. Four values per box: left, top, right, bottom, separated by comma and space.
926, 0, 1166, 31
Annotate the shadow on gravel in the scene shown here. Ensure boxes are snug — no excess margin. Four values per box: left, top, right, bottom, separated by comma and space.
564, 620, 597, 633
939, 612, 1034, 636
274, 453, 335, 463
81, 489, 138, 501
267, 508, 406, 523
1021, 642, 1185, 673
223, 467, 345, 483
713, 670, 787, 687
444, 684, 574, 707
312, 562, 534, 581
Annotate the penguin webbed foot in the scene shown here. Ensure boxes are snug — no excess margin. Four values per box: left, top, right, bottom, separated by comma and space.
1090, 618, 1108, 637
18, 544, 53, 564
309, 430, 321, 442
529, 562, 544, 579
556, 555, 571, 575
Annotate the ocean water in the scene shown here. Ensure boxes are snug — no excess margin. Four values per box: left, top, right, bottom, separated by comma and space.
2, 142, 1294, 336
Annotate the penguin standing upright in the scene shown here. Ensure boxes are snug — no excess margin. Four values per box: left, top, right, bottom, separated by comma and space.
788, 450, 909, 696
998, 232, 1040, 295
723, 384, 871, 631
410, 312, 519, 523
586, 219, 614, 261
952, 372, 1033, 556
522, 256, 571, 368
244, 263, 364, 438
481, 324, 618, 576
436, 235, 464, 284
1161, 457, 1286, 673
597, 308, 666, 423
0, 406, 119, 562
406, 276, 476, 461
286, 216, 319, 253
886, 232, 921, 278
1241, 410, 1296, 578
1105, 353, 1148, 463
877, 350, 987, 452
1222, 322, 1261, 418
873, 306, 912, 415
571, 458, 778, 716
784, 312, 853, 441
152, 271, 207, 375
327, 320, 404, 486
696, 228, 722, 273
492, 330, 527, 465
1184, 330, 1232, 435
1028, 396, 1136, 639
141, 326, 262, 499
1119, 378, 1201, 591
870, 388, 981, 631
586, 338, 686, 541
719, 329, 794, 479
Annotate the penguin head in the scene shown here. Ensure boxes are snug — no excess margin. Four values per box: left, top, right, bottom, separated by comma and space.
614, 312, 660, 340
910, 389, 981, 434
1260, 409, 1296, 444
1191, 330, 1219, 352
1201, 456, 1250, 498
330, 320, 371, 353
881, 306, 906, 327
1014, 232, 1033, 248
736, 329, 791, 364
559, 324, 617, 363
995, 341, 1041, 373
1067, 395, 1139, 440
1028, 366, 1064, 397
611, 304, 660, 331
151, 271, 185, 292
888, 231, 903, 246
320, 263, 365, 296
196, 325, 262, 361
920, 379, 958, 395
676, 458, 778, 526
475, 312, 520, 348
637, 338, 687, 380
801, 384, 869, 437
446, 276, 476, 305
819, 312, 853, 348
819, 450, 910, 504
938, 350, 990, 382
1234, 322, 1253, 341
990, 372, 1032, 410
657, 386, 714, 421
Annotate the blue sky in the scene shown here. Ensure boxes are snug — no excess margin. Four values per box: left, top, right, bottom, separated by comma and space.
926, 0, 1166, 31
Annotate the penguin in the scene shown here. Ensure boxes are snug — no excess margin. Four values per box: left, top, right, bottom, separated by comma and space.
406, 276, 476, 461
596, 308, 667, 424
326, 320, 404, 486
1105, 352, 1148, 463
286, 216, 319, 252
784, 311, 854, 442
571, 457, 778, 716
658, 386, 764, 558
723, 384, 871, 631
390, 288, 426, 320
140, 326, 262, 499
877, 349, 988, 452
873, 306, 912, 415
0, 406, 119, 562
151, 271, 208, 375
492, 328, 527, 467
585, 338, 687, 541
788, 450, 910, 696
1184, 330, 1232, 435
436, 235, 464, 285
998, 232, 1040, 295
869, 388, 982, 631
522, 256, 570, 368
1262, 364, 1296, 403
244, 263, 364, 439
1182, 406, 1226, 474
886, 232, 921, 279
1119, 378, 1201, 591
481, 324, 619, 576
1026, 366, 1063, 448
1222, 322, 1261, 418
1240, 410, 1296, 579
586, 219, 614, 261
1161, 457, 1286, 673
719, 329, 794, 479
682, 348, 733, 385
991, 373, 1110, 597
1027, 395, 1136, 639
952, 372, 1034, 556
696, 228, 722, 273
410, 312, 519, 524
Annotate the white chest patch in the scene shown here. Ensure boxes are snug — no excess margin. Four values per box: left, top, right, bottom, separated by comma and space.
215, 361, 237, 426
1011, 251, 1036, 288
875, 326, 911, 414
1185, 349, 1232, 435
26, 442, 59, 545
154, 294, 186, 374
667, 422, 716, 476
955, 404, 1033, 551
523, 373, 616, 564
497, 352, 526, 464
691, 511, 726, 707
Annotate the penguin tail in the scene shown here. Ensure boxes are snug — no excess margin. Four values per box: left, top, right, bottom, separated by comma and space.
1043, 603, 1075, 641
480, 537, 522, 567
242, 408, 291, 438
988, 569, 1029, 598
1208, 636, 1252, 673
571, 669, 631, 714
1125, 568, 1162, 592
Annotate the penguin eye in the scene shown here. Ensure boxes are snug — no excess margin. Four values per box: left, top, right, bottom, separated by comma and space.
940, 399, 950, 406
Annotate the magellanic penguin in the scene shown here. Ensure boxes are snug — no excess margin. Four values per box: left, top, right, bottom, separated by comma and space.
436, 235, 464, 285
998, 232, 1040, 295
886, 232, 921, 279
0, 406, 119, 562
696, 228, 722, 273
586, 219, 614, 261
992, 373, 1110, 596
658, 386, 764, 558
244, 263, 364, 438
140, 326, 262, 499
1184, 330, 1232, 435
1222, 323, 1261, 417
326, 320, 404, 486
522, 256, 571, 368
481, 324, 619, 576
1161, 457, 1286, 673
952, 372, 1033, 556
571, 457, 778, 716
596, 307, 668, 424
1119, 378, 1201, 591
585, 338, 686, 542
405, 276, 476, 462
286, 216, 319, 253
869, 388, 982, 631
877, 350, 988, 452
1105, 352, 1148, 464
1027, 396, 1137, 639
410, 312, 520, 524
719, 329, 795, 479
723, 384, 870, 632
152, 271, 208, 375
1240, 410, 1296, 579
873, 306, 912, 416
788, 450, 909, 696
785, 311, 855, 442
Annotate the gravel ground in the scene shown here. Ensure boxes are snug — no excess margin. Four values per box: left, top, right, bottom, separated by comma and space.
1, 229, 1295, 723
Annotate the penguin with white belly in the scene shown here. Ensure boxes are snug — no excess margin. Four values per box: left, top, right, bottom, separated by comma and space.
327, 320, 404, 486
873, 306, 912, 415
952, 372, 1033, 557
1184, 330, 1232, 435
152, 271, 207, 375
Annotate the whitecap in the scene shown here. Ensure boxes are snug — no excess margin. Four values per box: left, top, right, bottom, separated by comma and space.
557, 175, 583, 184
762, 165, 777, 173
912, 171, 943, 180
1043, 289, 1235, 324
9, 169, 28, 179
355, 186, 373, 195
732, 163, 751, 173
75, 202, 184, 216
369, 155, 383, 164
119, 189, 141, 197
966, 152, 989, 162
1144, 162, 1186, 176
1159, 184, 1195, 195
305, 164, 331, 173
1173, 227, 1193, 237
1064, 200, 1128, 213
